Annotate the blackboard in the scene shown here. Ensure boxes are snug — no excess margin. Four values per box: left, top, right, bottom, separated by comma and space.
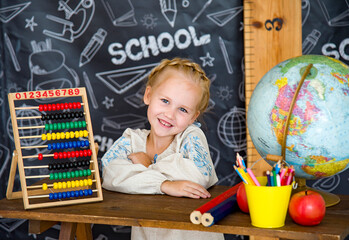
0, 0, 348, 239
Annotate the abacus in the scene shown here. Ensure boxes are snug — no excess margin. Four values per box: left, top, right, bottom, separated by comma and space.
7, 87, 103, 209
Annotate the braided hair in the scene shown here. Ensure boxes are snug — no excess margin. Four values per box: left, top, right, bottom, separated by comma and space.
147, 58, 210, 117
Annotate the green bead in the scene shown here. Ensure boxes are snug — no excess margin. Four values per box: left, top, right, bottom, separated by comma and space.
61, 122, 66, 129
54, 173, 59, 180
70, 122, 75, 128
49, 173, 54, 180
82, 121, 86, 128
53, 123, 57, 130
62, 172, 67, 179
71, 171, 75, 178
83, 169, 87, 176
49, 124, 53, 130
75, 170, 79, 177
57, 122, 62, 130
66, 172, 71, 178
58, 172, 63, 179
87, 169, 91, 176
77, 121, 82, 128
74, 121, 78, 128
45, 124, 49, 131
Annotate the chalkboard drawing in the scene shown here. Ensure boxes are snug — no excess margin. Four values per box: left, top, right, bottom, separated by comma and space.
101, 114, 147, 134
43, 0, 95, 43
0, 218, 26, 233
0, 2, 31, 23
208, 144, 220, 168
96, 63, 158, 95
312, 175, 340, 193
200, 52, 215, 67
160, 0, 177, 28
216, 172, 239, 186
207, 7, 243, 27
83, 71, 99, 109
27, 39, 79, 102
318, 0, 349, 27
4, 33, 21, 72
102, 0, 137, 27
124, 86, 146, 109
240, 57, 245, 102
102, 96, 114, 109
302, 29, 321, 54
141, 14, 158, 30
217, 85, 233, 101
79, 28, 107, 67
302, 0, 310, 26
0, 144, 10, 184
192, 0, 212, 23
219, 36, 233, 74
217, 107, 246, 151
25, 16, 38, 32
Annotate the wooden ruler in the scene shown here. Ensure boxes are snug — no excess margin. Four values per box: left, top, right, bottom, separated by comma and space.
244, 0, 302, 176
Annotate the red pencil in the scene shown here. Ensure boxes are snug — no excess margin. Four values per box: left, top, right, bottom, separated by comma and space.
190, 182, 243, 224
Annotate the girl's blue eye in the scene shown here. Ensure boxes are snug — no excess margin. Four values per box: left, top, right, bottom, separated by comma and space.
161, 99, 169, 104
179, 107, 188, 113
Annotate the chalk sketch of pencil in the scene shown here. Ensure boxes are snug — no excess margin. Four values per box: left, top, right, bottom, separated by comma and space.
302, 29, 321, 54
102, 0, 137, 27
79, 28, 107, 67
4, 33, 21, 72
317, 0, 349, 27
192, 0, 212, 23
83, 71, 99, 109
160, 0, 177, 28
219, 37, 233, 74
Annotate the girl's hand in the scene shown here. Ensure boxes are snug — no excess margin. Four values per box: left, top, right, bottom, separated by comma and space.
128, 152, 153, 167
160, 180, 211, 199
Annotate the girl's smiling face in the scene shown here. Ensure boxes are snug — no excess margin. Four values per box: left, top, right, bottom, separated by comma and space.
143, 69, 201, 140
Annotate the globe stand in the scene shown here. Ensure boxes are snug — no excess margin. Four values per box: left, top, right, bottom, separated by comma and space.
266, 64, 340, 207
293, 178, 340, 207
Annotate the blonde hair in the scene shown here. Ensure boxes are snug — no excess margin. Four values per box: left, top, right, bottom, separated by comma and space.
147, 58, 210, 116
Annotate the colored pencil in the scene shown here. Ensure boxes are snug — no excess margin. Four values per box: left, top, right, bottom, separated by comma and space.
234, 165, 247, 184
246, 168, 260, 186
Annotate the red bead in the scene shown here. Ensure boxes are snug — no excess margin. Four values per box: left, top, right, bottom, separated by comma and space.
52, 104, 56, 111
38, 153, 43, 160
87, 149, 92, 156
58, 152, 63, 159
64, 103, 69, 109
60, 103, 65, 110
75, 150, 80, 157
71, 151, 76, 158
72, 102, 77, 109
43, 104, 48, 111
54, 152, 58, 159
63, 152, 67, 158
47, 104, 52, 111
56, 103, 61, 110
68, 102, 73, 109
77, 102, 81, 109
79, 150, 84, 157
67, 151, 71, 158
39, 105, 43, 111
83, 150, 88, 157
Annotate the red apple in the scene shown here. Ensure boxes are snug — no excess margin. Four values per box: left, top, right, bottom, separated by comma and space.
237, 184, 249, 213
288, 190, 326, 226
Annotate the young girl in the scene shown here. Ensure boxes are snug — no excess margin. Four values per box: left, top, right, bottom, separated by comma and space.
101, 58, 223, 240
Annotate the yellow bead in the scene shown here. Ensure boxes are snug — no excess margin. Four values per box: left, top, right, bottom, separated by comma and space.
60, 132, 65, 139
75, 180, 80, 187
83, 130, 88, 137
53, 182, 58, 189
41, 134, 47, 141
79, 130, 84, 137
74, 131, 79, 138
88, 179, 92, 185
71, 181, 76, 188
70, 131, 75, 138
62, 182, 67, 189
56, 133, 61, 140
46, 133, 51, 140
79, 180, 84, 186
65, 132, 70, 139
58, 182, 62, 189
67, 181, 71, 188
51, 133, 56, 140
42, 183, 48, 191
84, 179, 88, 186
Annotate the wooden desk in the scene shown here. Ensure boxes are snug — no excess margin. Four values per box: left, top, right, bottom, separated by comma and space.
0, 186, 348, 240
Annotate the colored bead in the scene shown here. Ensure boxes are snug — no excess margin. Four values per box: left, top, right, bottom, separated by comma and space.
38, 153, 43, 160
74, 121, 78, 128
66, 171, 71, 178
76, 190, 80, 197
48, 144, 52, 150
47, 104, 52, 111
88, 189, 93, 195
55, 113, 60, 120
83, 130, 88, 137
78, 121, 82, 128
85, 140, 89, 147
42, 183, 48, 191
63, 182, 67, 189
88, 179, 92, 185
66, 191, 71, 198
62, 172, 67, 179
71, 191, 75, 197
87, 169, 91, 175
72, 141, 77, 148
61, 122, 66, 129
77, 161, 82, 167
54, 172, 59, 180
87, 149, 92, 156
75, 180, 80, 187
75, 170, 80, 177
83, 169, 87, 176
52, 104, 56, 111
60, 142, 65, 149
49, 193, 54, 200
71, 171, 75, 178
43, 104, 48, 111
41, 134, 47, 141
79, 150, 83, 157
84, 189, 89, 196
53, 152, 58, 159
39, 104, 44, 111
67, 151, 71, 158
45, 124, 49, 131
66, 113, 72, 119
79, 130, 84, 137
47, 133, 51, 141
67, 181, 71, 188
76, 150, 80, 157
63, 152, 67, 159
68, 141, 73, 148
41, 114, 46, 121
58, 182, 62, 189
71, 151, 76, 158
55, 103, 60, 110
61, 132, 65, 139
50, 173, 54, 180
68, 102, 73, 109
82, 121, 86, 128
51, 133, 56, 140
72, 102, 77, 109
52, 164, 57, 170
75, 131, 79, 138
58, 172, 63, 179
69, 162, 74, 168
58, 152, 63, 159
48, 163, 53, 170
53, 182, 58, 189
71, 180, 76, 188
79, 180, 84, 186
73, 162, 78, 168
53, 123, 57, 130
54, 193, 58, 199
79, 190, 84, 197
64, 103, 69, 109
58, 192, 62, 199
84, 179, 88, 186
77, 102, 81, 109
77, 141, 81, 148
57, 122, 62, 130
62, 192, 67, 199
60, 103, 65, 110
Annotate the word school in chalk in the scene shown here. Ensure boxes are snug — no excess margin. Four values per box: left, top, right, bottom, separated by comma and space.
108, 26, 211, 65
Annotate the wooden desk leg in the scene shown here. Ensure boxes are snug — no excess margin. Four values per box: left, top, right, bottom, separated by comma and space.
59, 222, 77, 240
29, 220, 58, 234
76, 223, 93, 240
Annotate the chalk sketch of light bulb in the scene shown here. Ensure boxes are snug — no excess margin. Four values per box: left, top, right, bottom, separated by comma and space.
27, 41, 79, 103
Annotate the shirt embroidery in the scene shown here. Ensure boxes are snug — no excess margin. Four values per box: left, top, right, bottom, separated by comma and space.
102, 136, 131, 167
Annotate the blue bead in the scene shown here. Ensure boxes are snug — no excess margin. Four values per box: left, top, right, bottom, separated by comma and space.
69, 141, 73, 148
71, 191, 75, 197
60, 142, 65, 149
52, 143, 56, 150
48, 144, 52, 150
81, 141, 85, 147
79, 190, 84, 197
54, 193, 58, 199
86, 140, 90, 147
65, 142, 69, 149
62, 192, 67, 199
77, 141, 81, 147
84, 189, 89, 196
66, 191, 71, 198
58, 192, 62, 199
73, 141, 77, 148
75, 190, 80, 197
49, 193, 54, 200
88, 189, 93, 195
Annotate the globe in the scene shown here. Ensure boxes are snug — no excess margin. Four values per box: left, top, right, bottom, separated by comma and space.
247, 55, 349, 181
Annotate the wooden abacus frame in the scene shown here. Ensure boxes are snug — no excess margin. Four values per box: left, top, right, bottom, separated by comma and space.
7, 87, 103, 209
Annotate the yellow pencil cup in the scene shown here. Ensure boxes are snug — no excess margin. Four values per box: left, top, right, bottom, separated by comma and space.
244, 176, 293, 228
